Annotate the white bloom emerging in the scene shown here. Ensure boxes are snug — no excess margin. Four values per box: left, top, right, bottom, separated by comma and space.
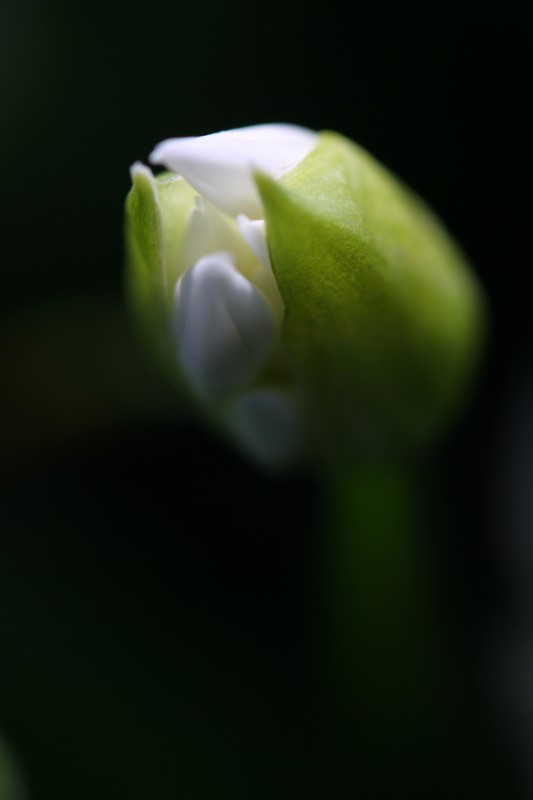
144, 123, 318, 464
129, 125, 485, 466
149, 123, 317, 218
174, 251, 276, 402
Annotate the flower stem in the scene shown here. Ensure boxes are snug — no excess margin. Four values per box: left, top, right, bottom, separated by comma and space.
321, 460, 516, 797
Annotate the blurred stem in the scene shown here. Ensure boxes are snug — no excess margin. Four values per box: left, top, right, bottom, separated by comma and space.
322, 460, 514, 798
0, 295, 178, 468
325, 462, 444, 728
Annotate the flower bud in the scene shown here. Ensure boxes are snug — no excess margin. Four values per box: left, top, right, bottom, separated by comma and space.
125, 125, 484, 467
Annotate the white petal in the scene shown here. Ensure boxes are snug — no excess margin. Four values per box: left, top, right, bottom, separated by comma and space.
229, 389, 303, 466
175, 252, 276, 402
236, 215, 271, 270
149, 124, 318, 218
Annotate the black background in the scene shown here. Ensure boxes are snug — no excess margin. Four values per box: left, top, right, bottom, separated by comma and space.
1, 0, 531, 797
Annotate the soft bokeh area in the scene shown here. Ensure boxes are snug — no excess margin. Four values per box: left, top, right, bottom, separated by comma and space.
0, 0, 530, 797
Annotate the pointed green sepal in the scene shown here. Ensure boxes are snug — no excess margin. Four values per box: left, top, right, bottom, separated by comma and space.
256, 132, 485, 460
124, 167, 196, 395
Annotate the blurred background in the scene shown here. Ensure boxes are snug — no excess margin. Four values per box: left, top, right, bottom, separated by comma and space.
0, 0, 531, 797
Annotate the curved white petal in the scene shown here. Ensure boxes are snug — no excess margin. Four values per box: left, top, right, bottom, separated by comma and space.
149, 124, 318, 218
236, 215, 271, 270
175, 252, 276, 402
229, 389, 302, 466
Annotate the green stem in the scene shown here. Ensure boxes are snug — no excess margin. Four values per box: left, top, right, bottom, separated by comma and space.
322, 460, 516, 797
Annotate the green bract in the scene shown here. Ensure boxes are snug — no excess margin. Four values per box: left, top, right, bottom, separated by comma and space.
125, 128, 484, 466
125, 166, 196, 389
257, 132, 484, 458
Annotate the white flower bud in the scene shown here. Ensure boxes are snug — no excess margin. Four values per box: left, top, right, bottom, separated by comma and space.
127, 123, 484, 468
174, 251, 277, 402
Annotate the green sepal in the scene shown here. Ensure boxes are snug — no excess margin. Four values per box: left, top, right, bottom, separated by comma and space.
124, 168, 195, 398
256, 132, 485, 461
124, 166, 167, 359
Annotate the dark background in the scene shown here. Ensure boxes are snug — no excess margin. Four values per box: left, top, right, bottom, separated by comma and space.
0, 0, 531, 797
